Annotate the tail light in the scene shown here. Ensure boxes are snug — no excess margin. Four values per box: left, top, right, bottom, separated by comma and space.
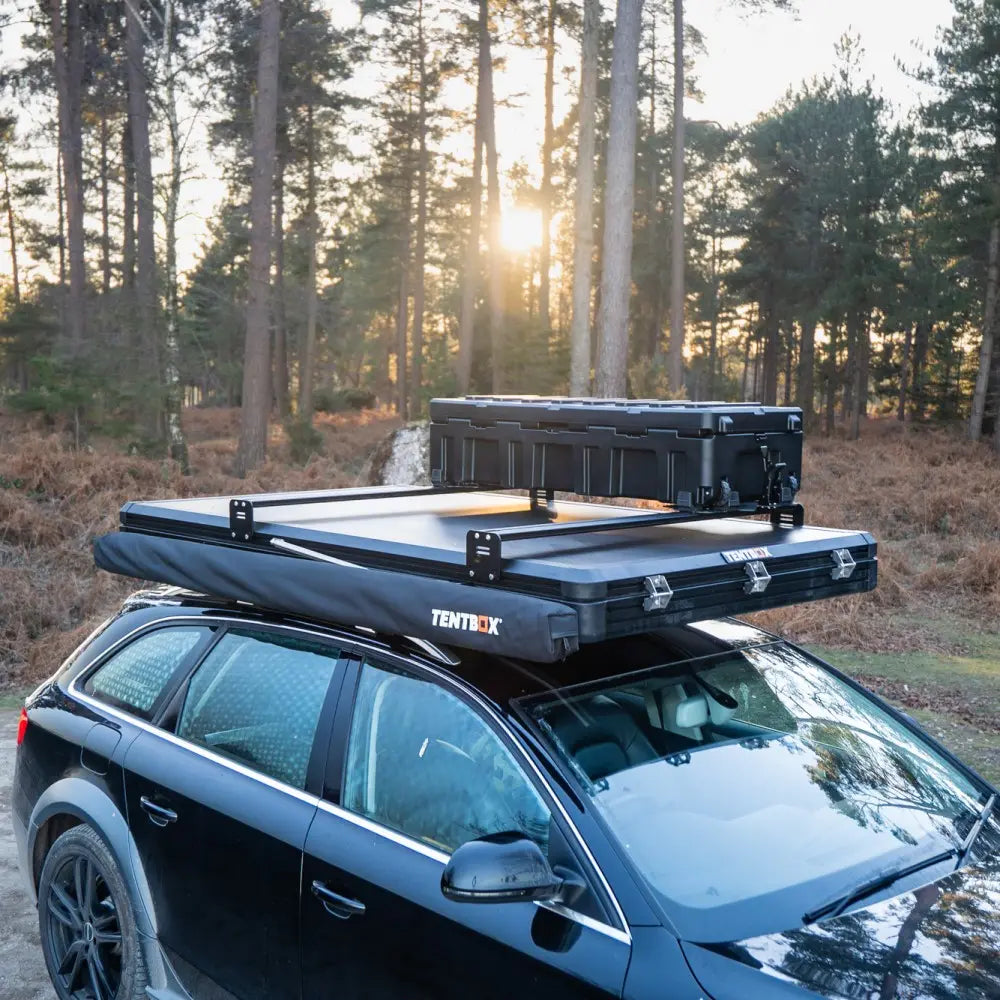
16, 708, 28, 747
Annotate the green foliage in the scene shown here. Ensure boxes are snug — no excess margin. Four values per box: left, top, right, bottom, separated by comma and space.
284, 416, 324, 464
8, 355, 100, 420
312, 387, 377, 413
629, 357, 682, 400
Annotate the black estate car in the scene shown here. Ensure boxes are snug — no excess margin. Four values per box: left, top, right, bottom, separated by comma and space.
13, 592, 1000, 1000
12, 399, 1000, 999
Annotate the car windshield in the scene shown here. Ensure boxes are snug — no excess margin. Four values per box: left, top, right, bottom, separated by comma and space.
519, 639, 988, 941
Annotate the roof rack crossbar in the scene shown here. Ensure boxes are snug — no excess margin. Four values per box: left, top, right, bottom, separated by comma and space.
228, 485, 472, 541
465, 502, 805, 581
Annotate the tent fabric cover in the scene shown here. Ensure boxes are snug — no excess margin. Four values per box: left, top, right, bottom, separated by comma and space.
93, 532, 580, 663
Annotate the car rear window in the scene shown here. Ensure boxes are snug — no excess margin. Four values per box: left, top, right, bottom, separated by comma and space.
85, 626, 211, 720
176, 628, 341, 790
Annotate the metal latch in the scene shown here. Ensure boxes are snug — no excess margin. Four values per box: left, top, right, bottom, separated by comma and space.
643, 575, 673, 612
744, 561, 771, 595
831, 548, 856, 581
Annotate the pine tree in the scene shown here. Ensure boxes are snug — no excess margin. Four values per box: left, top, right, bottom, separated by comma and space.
48, 0, 85, 349
595, 0, 644, 397
236, 0, 280, 475
918, 0, 1000, 446
569, 0, 601, 395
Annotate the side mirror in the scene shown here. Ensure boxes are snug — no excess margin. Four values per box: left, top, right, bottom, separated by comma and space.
441, 832, 563, 904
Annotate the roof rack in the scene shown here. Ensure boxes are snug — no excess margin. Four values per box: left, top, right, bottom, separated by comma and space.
224, 483, 804, 582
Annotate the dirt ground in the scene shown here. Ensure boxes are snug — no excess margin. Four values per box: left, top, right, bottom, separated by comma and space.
0, 710, 54, 1000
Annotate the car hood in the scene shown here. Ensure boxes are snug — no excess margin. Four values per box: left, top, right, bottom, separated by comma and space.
683, 813, 1000, 1000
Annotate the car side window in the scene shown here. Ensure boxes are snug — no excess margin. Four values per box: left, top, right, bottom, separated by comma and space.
177, 628, 340, 790
85, 626, 210, 721
343, 660, 551, 856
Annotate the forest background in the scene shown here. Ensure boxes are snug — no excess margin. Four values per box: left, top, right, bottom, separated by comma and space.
2, 0, 1000, 780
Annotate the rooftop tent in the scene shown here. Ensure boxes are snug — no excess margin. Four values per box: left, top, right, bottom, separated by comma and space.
93, 397, 876, 661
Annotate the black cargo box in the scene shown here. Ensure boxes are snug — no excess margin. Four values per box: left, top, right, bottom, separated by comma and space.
96, 488, 876, 662
430, 396, 803, 508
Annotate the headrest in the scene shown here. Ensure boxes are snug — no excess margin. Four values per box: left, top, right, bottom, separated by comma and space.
674, 693, 709, 731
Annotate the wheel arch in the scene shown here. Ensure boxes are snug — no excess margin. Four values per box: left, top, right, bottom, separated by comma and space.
29, 777, 158, 940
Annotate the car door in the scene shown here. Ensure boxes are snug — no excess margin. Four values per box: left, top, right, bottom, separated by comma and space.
300, 653, 631, 1000
122, 623, 345, 1000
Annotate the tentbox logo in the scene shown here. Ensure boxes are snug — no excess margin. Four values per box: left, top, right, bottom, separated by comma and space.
431, 609, 503, 636
721, 546, 772, 564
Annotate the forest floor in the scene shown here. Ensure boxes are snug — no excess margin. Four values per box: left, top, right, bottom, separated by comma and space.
0, 408, 998, 780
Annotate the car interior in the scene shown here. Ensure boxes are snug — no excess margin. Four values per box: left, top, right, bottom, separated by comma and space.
536, 662, 796, 784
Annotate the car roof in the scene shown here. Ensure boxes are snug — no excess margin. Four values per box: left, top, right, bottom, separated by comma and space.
116, 587, 781, 710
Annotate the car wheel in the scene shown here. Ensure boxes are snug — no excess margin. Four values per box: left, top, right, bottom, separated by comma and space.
37, 824, 149, 1000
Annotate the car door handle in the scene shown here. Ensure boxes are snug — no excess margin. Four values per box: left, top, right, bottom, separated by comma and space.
311, 881, 366, 920
139, 796, 178, 827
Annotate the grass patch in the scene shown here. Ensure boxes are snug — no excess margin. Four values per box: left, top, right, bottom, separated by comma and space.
809, 637, 1000, 786
0, 688, 30, 710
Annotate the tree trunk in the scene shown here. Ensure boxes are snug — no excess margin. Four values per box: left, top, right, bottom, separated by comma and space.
850, 312, 870, 440
898, 324, 912, 422
970, 217, 1000, 440
879, 885, 940, 1000
127, 0, 163, 443
843, 310, 857, 419
667, 0, 684, 394
411, 0, 428, 417
707, 222, 719, 398
50, 0, 85, 348
645, 16, 660, 363
752, 332, 761, 400
740, 324, 751, 401
56, 144, 66, 291
395, 146, 412, 418
783, 324, 793, 406
798, 316, 816, 428
569, 0, 600, 396
2, 161, 19, 306
300, 102, 319, 421
99, 114, 111, 295
761, 306, 778, 406
595, 0, 644, 398
538, 0, 556, 331
455, 147, 482, 394
992, 337, 1000, 452
161, 0, 189, 468
237, 0, 280, 476
912, 320, 929, 421
456, 47, 484, 394
122, 120, 135, 291
272, 152, 290, 418
480, 0, 505, 392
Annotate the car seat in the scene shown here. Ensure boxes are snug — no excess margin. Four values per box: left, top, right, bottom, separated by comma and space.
546, 694, 660, 781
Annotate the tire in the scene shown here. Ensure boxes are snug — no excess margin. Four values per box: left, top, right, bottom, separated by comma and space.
37, 823, 149, 1000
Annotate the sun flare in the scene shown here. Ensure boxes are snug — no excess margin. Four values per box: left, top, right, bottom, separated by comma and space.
501, 206, 543, 254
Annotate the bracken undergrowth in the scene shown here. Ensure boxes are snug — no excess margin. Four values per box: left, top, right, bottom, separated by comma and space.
1, 411, 998, 688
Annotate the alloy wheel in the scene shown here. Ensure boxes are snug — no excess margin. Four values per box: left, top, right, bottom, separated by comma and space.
44, 852, 123, 1000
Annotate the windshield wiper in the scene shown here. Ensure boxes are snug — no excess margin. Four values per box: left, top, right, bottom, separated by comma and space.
956, 793, 996, 871
804, 792, 997, 925
803, 847, 957, 925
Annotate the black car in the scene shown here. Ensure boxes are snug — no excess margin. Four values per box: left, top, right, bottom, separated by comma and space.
13, 590, 1000, 1000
